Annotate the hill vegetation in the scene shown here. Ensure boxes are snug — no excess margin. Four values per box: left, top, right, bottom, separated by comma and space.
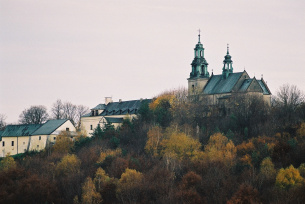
1, 84, 305, 204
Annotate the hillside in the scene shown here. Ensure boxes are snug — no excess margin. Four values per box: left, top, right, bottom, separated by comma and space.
1, 87, 305, 204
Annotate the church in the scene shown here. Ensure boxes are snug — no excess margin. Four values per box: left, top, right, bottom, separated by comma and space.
187, 33, 271, 106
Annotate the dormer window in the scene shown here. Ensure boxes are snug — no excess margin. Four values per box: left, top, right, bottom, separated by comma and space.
95, 110, 98, 116
66, 128, 69, 131
91, 110, 94, 116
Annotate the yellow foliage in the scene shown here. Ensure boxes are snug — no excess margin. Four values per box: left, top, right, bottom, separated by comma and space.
260, 157, 276, 180
276, 165, 303, 189
298, 163, 305, 177
297, 122, 305, 138
161, 132, 202, 161
117, 168, 143, 196
93, 167, 115, 192
145, 126, 164, 156
98, 148, 122, 163
0, 154, 16, 171
81, 177, 102, 204
56, 154, 81, 177
204, 133, 237, 166
149, 94, 176, 111
52, 131, 74, 153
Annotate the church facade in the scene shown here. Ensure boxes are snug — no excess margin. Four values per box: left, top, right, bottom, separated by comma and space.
187, 34, 271, 106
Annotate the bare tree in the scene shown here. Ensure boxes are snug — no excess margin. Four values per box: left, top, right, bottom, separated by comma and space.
274, 84, 304, 110
19, 105, 49, 124
62, 102, 77, 125
76, 105, 89, 129
0, 114, 7, 130
273, 84, 304, 130
51, 99, 64, 119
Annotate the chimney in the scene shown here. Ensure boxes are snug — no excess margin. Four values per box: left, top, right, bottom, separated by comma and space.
119, 99, 122, 103
105, 97, 113, 105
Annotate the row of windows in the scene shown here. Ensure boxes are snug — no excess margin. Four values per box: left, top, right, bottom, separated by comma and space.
2, 136, 44, 147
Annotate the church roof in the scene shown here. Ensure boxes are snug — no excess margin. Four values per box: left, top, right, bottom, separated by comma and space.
203, 72, 244, 94
32, 119, 69, 135
257, 80, 271, 95
1, 124, 42, 137
239, 79, 253, 92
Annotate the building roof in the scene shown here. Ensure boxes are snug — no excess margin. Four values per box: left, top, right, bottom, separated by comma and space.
239, 79, 253, 92
257, 80, 271, 95
203, 72, 244, 94
82, 99, 151, 117
32, 119, 69, 135
1, 124, 42, 137
92, 104, 106, 110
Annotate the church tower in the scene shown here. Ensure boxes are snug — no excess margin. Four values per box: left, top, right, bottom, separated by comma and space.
222, 44, 233, 79
188, 31, 210, 95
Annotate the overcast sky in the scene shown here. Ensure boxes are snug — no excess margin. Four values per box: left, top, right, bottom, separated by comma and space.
1, 0, 305, 123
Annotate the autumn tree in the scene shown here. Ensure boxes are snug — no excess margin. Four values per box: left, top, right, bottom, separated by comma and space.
94, 167, 117, 203
150, 93, 175, 127
276, 165, 303, 189
227, 183, 261, 204
0, 154, 16, 171
81, 177, 102, 204
117, 168, 143, 203
204, 133, 236, 166
161, 131, 202, 161
52, 131, 74, 154
176, 171, 203, 204
19, 105, 49, 124
55, 154, 81, 177
145, 126, 164, 157
259, 157, 276, 182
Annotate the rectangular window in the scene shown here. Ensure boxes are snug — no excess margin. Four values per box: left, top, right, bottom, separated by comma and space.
54, 137, 56, 140
12, 141, 14, 146
23, 142, 25, 145
90, 125, 93, 130
37, 145, 39, 148
66, 128, 69, 131
39, 136, 41, 140
2, 141, 4, 147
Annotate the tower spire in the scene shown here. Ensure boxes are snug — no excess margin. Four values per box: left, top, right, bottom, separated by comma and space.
198, 29, 201, 43
222, 44, 233, 79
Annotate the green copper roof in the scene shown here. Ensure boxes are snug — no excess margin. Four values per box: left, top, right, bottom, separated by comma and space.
203, 72, 244, 94
32, 119, 69, 135
239, 79, 253, 92
1, 124, 42, 137
257, 80, 271, 95
92, 104, 106, 110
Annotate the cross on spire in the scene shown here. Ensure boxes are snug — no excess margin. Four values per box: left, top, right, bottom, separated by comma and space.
198, 29, 201, 43
227, 43, 229, 54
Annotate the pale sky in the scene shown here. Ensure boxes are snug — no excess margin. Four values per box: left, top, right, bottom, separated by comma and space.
1, 0, 305, 123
